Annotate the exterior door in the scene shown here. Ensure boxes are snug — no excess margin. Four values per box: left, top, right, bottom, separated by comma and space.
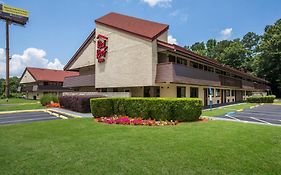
204, 88, 208, 106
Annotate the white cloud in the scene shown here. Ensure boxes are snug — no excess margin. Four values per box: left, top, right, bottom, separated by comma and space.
220, 28, 233, 40
142, 0, 172, 7
0, 48, 64, 78
0, 48, 4, 61
168, 35, 178, 45
169, 9, 188, 22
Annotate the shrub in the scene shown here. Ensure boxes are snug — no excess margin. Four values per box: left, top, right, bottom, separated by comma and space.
90, 98, 203, 122
40, 94, 59, 106
246, 95, 276, 103
59, 95, 104, 113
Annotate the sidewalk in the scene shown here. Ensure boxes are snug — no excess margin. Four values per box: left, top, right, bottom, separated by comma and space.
48, 108, 93, 118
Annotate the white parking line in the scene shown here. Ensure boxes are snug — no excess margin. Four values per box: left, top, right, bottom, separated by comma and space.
250, 117, 272, 125
225, 114, 240, 121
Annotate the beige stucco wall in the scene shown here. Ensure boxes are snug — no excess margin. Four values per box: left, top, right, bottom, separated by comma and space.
20, 70, 36, 84
79, 65, 95, 76
95, 24, 157, 88
69, 40, 96, 70
157, 31, 168, 42
158, 83, 244, 105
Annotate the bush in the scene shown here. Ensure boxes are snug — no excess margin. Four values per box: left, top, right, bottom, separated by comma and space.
90, 98, 202, 122
59, 95, 104, 113
40, 94, 59, 106
246, 95, 276, 103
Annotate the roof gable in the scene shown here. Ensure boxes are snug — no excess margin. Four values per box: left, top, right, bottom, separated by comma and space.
95, 12, 169, 40
64, 29, 96, 70
22, 67, 79, 82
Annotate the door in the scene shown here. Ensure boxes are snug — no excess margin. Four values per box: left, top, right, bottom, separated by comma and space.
204, 88, 208, 106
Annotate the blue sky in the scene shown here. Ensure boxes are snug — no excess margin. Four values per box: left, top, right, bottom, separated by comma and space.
0, 0, 280, 77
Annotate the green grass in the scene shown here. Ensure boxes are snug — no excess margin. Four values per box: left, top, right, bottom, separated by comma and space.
0, 98, 43, 111
0, 98, 39, 104
202, 103, 258, 117
0, 119, 280, 174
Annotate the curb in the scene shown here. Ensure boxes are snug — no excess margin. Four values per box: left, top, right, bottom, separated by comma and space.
47, 109, 82, 119
0, 109, 46, 114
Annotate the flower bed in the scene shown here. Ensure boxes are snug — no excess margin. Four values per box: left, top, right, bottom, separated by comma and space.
95, 116, 179, 126
46, 102, 60, 108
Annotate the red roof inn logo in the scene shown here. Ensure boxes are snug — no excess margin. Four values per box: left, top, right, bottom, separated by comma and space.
96, 34, 108, 63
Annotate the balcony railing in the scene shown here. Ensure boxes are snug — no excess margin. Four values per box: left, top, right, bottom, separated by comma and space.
219, 75, 242, 88
242, 80, 255, 90
156, 62, 221, 86
63, 74, 95, 88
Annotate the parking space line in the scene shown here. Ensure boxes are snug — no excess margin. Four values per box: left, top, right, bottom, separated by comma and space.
225, 114, 240, 121
250, 117, 272, 125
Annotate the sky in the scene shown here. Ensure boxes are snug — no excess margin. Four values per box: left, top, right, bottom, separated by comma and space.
0, 0, 280, 78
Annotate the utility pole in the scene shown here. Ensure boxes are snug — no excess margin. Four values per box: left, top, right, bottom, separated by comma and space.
5, 20, 10, 98
0, 3, 29, 99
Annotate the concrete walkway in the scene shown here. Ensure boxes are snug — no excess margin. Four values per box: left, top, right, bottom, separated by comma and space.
48, 108, 93, 118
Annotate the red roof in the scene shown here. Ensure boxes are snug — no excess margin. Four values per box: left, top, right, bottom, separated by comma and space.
25, 67, 79, 82
95, 12, 169, 40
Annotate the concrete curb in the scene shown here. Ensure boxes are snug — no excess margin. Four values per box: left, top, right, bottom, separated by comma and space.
47, 109, 82, 119
0, 109, 46, 115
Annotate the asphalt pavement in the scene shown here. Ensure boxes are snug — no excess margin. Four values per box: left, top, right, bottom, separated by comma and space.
0, 111, 60, 125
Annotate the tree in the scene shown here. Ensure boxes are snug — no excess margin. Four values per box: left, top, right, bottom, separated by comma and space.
189, 42, 207, 56
206, 39, 217, 59
219, 40, 247, 69
255, 19, 281, 97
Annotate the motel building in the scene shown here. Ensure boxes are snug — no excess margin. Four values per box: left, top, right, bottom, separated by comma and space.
19, 67, 79, 100
63, 12, 270, 106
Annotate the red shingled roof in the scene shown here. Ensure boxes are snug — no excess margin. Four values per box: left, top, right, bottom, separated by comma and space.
95, 12, 169, 40
24, 67, 79, 82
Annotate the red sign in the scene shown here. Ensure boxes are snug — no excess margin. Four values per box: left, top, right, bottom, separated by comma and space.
96, 34, 108, 63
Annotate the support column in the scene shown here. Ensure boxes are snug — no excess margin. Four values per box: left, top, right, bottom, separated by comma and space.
5, 20, 10, 98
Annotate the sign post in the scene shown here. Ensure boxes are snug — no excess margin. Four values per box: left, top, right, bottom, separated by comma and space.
0, 4, 29, 99
209, 87, 213, 111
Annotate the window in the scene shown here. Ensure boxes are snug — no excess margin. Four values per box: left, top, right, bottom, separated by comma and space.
231, 90, 235, 96
169, 55, 176, 62
199, 64, 203, 70
226, 90, 230, 97
207, 67, 214, 72
113, 88, 118, 92
190, 87, 198, 98
177, 86, 186, 98
215, 89, 221, 97
176, 58, 188, 66
190, 61, 199, 68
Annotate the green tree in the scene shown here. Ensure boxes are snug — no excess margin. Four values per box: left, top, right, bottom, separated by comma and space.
219, 40, 247, 69
255, 19, 281, 97
206, 39, 217, 59
189, 42, 207, 56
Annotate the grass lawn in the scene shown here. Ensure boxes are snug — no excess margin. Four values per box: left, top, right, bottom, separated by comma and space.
0, 98, 44, 112
202, 103, 258, 117
0, 119, 280, 174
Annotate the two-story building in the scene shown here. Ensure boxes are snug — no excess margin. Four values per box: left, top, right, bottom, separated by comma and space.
63, 12, 270, 106
20, 67, 79, 100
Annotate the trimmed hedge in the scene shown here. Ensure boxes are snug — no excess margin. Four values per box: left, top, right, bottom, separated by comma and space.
246, 95, 276, 103
90, 98, 202, 122
59, 95, 104, 113
40, 94, 59, 106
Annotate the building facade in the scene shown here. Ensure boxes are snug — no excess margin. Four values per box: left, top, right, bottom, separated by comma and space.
63, 12, 270, 106
20, 67, 79, 100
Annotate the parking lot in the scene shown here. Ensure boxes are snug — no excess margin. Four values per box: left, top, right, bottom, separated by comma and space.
0, 111, 60, 125
220, 104, 281, 126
